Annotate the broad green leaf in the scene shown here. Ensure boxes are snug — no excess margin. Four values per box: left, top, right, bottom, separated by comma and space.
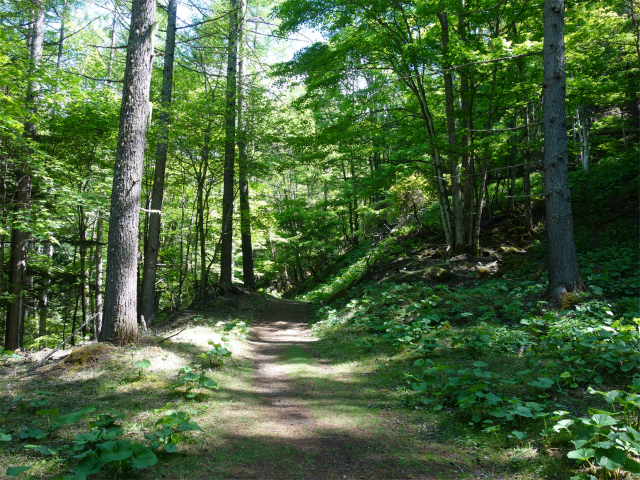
411, 382, 426, 392
595, 448, 626, 470
164, 443, 178, 453
134, 359, 151, 370
592, 441, 613, 449
129, 444, 157, 469
74, 455, 104, 480
74, 431, 100, 444
567, 448, 595, 461
514, 406, 532, 418
529, 377, 554, 389
198, 376, 218, 389
0, 433, 11, 441
511, 430, 527, 440
178, 420, 202, 432
623, 457, 640, 474
19, 428, 43, 439
99, 440, 133, 463
60, 408, 95, 425
25, 444, 57, 455
73, 449, 96, 460
36, 408, 59, 416
6, 466, 30, 476
591, 414, 618, 427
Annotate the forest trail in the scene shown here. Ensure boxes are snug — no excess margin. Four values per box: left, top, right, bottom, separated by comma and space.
210, 297, 459, 480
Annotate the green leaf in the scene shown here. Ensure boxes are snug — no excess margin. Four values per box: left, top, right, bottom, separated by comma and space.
73, 449, 96, 460
74, 455, 104, 480
129, 444, 157, 469
19, 428, 44, 439
591, 414, 618, 427
595, 448, 626, 470
60, 408, 92, 425
25, 444, 57, 455
198, 376, 218, 389
592, 441, 613, 449
514, 406, 533, 418
74, 431, 100, 444
2, 350, 23, 360
511, 430, 527, 440
6, 467, 30, 476
623, 457, 640, 474
99, 440, 133, 463
164, 443, 178, 453
529, 377, 554, 388
0, 433, 11, 441
567, 448, 595, 461
178, 420, 202, 432
134, 359, 151, 370
36, 408, 59, 416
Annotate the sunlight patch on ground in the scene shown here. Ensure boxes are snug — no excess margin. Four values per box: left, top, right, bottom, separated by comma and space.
168, 326, 251, 358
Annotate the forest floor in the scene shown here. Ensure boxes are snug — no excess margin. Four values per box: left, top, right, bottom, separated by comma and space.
202, 296, 469, 480
0, 294, 524, 480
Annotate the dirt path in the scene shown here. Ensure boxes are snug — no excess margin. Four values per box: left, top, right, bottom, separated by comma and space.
219, 298, 458, 480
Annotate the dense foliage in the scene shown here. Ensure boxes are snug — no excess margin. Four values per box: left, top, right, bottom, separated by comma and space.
0, 0, 638, 476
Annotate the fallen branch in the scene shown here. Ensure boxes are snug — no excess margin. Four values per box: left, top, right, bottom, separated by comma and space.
157, 329, 186, 344
447, 460, 464, 473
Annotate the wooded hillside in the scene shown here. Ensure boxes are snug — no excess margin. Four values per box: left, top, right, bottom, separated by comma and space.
0, 0, 638, 478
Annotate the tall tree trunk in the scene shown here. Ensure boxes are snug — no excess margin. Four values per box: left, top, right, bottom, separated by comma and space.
38, 241, 52, 340
237, 0, 255, 289
107, 1, 118, 79
79, 206, 90, 340
438, 12, 464, 253
458, 8, 474, 249
5, 2, 43, 350
472, 66, 498, 255
523, 103, 533, 232
100, 0, 157, 345
57, 0, 67, 71
576, 105, 590, 173
141, 0, 176, 324
95, 213, 104, 336
198, 127, 210, 298
0, 158, 7, 339
543, 0, 582, 303
508, 114, 517, 215
220, 0, 239, 286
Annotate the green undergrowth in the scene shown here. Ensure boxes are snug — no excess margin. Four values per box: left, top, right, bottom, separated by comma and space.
304, 237, 640, 479
299, 224, 421, 303
0, 310, 255, 479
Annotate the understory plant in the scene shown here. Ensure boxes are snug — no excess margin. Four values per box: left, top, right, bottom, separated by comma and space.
3, 392, 203, 479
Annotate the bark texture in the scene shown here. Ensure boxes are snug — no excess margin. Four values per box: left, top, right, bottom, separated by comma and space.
238, 0, 255, 289
4, 2, 44, 350
220, 0, 239, 286
100, 0, 156, 344
141, 0, 176, 325
543, 0, 582, 302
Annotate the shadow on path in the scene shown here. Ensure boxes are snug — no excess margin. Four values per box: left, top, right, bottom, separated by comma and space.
206, 298, 459, 480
